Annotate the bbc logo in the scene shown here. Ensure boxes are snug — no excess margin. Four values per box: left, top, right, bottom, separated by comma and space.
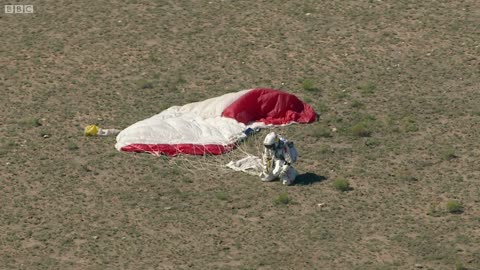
5, 5, 34, 14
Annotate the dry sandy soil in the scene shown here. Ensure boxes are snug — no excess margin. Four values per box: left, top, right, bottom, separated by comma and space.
1, 0, 480, 269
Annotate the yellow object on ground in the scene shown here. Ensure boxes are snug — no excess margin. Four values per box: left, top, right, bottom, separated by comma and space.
84, 125, 99, 136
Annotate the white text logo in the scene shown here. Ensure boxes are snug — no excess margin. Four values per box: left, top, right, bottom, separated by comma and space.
5, 5, 34, 14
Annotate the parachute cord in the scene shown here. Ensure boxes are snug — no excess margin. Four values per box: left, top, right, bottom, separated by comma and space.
125, 125, 315, 177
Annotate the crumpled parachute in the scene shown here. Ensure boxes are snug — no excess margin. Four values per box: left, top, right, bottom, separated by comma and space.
115, 88, 317, 156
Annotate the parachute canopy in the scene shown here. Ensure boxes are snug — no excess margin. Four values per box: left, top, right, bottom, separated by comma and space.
115, 88, 317, 156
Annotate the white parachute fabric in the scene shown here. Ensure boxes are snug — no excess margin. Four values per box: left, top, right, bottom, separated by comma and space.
115, 90, 252, 153
226, 156, 264, 176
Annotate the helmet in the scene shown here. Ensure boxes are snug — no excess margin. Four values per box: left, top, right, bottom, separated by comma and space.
263, 132, 278, 149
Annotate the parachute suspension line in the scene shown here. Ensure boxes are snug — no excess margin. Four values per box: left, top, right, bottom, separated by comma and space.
169, 144, 230, 176
126, 126, 305, 177
165, 131, 263, 176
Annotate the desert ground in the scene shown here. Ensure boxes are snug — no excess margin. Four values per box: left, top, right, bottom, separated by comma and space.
1, 0, 480, 269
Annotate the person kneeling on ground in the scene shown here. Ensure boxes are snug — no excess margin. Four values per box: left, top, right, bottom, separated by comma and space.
259, 132, 298, 185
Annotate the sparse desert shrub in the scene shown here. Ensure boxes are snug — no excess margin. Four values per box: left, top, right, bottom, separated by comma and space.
455, 261, 466, 270
181, 177, 193, 183
396, 169, 418, 182
215, 191, 228, 201
20, 118, 42, 127
301, 79, 318, 92
441, 147, 457, 161
334, 91, 349, 100
148, 51, 159, 63
357, 81, 376, 95
137, 79, 154, 89
274, 192, 291, 205
67, 143, 79, 151
402, 117, 419, 132
351, 100, 364, 108
32, 118, 42, 127
446, 200, 463, 214
303, 97, 313, 103
365, 138, 381, 147
316, 102, 328, 113
310, 125, 332, 138
386, 116, 401, 133
318, 144, 331, 154
0, 138, 16, 156
333, 179, 351, 192
427, 204, 444, 217
351, 122, 371, 137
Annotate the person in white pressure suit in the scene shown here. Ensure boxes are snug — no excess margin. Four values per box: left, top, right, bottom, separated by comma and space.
260, 132, 299, 185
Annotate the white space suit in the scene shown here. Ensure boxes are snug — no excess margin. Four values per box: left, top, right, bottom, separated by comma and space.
260, 132, 298, 185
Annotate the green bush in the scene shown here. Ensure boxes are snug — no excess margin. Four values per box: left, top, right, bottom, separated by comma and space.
19, 117, 42, 127
318, 144, 331, 154
427, 204, 444, 217
357, 81, 376, 95
67, 143, 79, 151
137, 79, 154, 89
333, 179, 351, 192
215, 191, 228, 201
441, 147, 457, 161
351, 122, 371, 137
365, 138, 381, 147
301, 79, 318, 92
32, 118, 42, 127
310, 125, 332, 138
455, 261, 466, 270
402, 117, 419, 132
274, 192, 291, 205
446, 200, 463, 214
351, 100, 364, 108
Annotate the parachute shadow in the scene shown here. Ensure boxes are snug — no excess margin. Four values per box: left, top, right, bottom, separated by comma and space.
294, 173, 326, 186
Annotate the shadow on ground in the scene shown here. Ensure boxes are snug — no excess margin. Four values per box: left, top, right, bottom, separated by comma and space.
294, 173, 326, 185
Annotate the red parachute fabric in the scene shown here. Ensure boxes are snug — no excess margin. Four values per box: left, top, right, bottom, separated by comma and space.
120, 143, 235, 156
221, 88, 317, 125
